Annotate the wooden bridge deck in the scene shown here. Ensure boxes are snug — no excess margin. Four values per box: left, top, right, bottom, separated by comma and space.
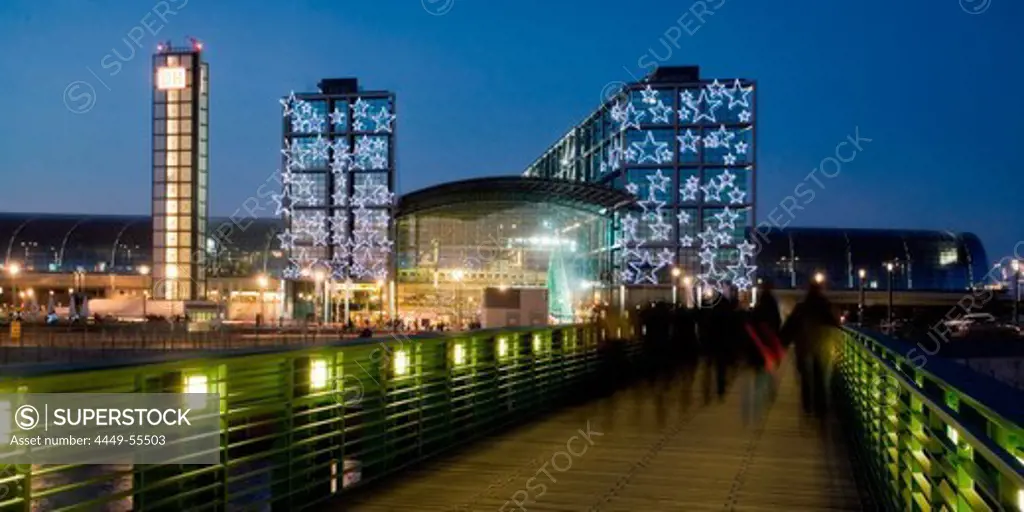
328, 358, 866, 511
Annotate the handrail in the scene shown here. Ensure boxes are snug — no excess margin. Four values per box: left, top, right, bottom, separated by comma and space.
0, 323, 635, 510
838, 326, 1024, 510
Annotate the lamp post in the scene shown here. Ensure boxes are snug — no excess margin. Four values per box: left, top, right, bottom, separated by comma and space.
452, 269, 464, 329
814, 271, 825, 286
671, 267, 681, 305
886, 262, 895, 331
857, 268, 866, 325
1012, 260, 1020, 327
7, 262, 21, 310
138, 265, 150, 319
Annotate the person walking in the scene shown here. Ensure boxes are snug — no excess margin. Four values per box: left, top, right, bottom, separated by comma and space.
781, 281, 840, 416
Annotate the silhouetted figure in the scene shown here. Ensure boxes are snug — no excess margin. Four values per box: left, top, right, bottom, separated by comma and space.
752, 282, 782, 336
782, 283, 840, 416
700, 290, 739, 401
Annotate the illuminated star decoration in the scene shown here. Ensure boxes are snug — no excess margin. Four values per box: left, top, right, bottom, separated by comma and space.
646, 169, 672, 193
680, 175, 700, 202
371, 106, 396, 133
648, 100, 673, 124
278, 93, 396, 280
678, 130, 701, 154
640, 84, 659, 105
738, 110, 752, 123
611, 100, 646, 132
687, 90, 722, 124
723, 79, 753, 111
630, 132, 671, 165
734, 141, 749, 155
706, 79, 727, 99
329, 107, 346, 127
723, 153, 737, 165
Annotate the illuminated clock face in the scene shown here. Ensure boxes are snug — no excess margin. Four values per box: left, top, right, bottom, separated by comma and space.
157, 66, 186, 90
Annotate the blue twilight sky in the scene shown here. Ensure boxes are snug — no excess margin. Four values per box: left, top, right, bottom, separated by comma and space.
0, 0, 1021, 258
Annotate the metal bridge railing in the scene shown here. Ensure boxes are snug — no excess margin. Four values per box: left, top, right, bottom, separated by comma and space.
0, 323, 636, 511
838, 327, 1024, 511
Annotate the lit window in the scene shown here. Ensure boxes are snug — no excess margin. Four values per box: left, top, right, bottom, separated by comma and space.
393, 350, 409, 376
453, 344, 466, 366
184, 374, 207, 394
939, 248, 958, 266
310, 359, 328, 390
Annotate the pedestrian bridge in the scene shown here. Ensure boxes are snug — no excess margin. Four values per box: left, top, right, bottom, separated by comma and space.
0, 322, 1021, 511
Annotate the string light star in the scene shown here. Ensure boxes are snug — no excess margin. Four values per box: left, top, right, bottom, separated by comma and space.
646, 169, 672, 193
723, 153, 737, 165
737, 240, 756, 258
690, 90, 722, 124
678, 130, 701, 154
738, 110, 752, 123
329, 107, 345, 126
706, 79, 727, 99
723, 79, 753, 110
734, 141, 749, 155
728, 188, 747, 205
630, 132, 670, 164
648, 100, 673, 124
640, 84, 659, 105
350, 98, 371, 119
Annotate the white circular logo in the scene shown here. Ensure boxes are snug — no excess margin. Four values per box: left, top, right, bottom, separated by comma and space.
960, 0, 991, 14
14, 405, 39, 430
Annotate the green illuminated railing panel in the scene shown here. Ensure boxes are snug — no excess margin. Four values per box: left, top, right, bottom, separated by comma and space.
0, 324, 620, 511
838, 327, 1024, 511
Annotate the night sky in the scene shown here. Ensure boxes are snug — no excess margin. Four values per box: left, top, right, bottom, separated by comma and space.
0, 0, 1021, 258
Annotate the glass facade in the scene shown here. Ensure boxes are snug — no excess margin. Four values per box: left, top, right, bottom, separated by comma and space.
0, 214, 989, 294
752, 227, 989, 291
278, 83, 396, 284
152, 48, 208, 300
524, 67, 757, 290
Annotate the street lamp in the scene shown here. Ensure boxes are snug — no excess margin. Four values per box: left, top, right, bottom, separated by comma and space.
1013, 260, 1021, 327
671, 267, 681, 305
857, 268, 866, 325
886, 262, 895, 331
138, 265, 151, 319
814, 271, 825, 285
7, 262, 21, 309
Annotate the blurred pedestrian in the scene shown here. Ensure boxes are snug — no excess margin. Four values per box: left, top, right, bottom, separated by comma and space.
781, 282, 840, 416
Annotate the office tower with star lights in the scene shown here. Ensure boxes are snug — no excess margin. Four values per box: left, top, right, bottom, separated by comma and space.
524, 66, 756, 294
276, 78, 397, 300
151, 39, 210, 301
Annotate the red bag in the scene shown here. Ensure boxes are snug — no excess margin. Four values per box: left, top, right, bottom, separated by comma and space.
745, 322, 782, 372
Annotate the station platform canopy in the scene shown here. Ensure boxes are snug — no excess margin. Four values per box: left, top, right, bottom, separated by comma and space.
396, 176, 635, 218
